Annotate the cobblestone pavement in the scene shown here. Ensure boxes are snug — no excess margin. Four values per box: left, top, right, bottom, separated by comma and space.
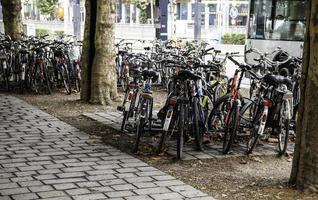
0, 95, 215, 200
84, 112, 294, 160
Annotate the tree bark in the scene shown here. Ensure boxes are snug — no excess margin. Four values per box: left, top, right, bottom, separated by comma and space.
80, 0, 95, 102
290, 0, 318, 192
80, 0, 118, 105
90, 0, 118, 105
0, 0, 23, 40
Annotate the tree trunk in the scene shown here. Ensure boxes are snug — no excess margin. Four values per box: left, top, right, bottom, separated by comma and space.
290, 0, 318, 192
0, 0, 23, 40
80, 0, 95, 102
80, 0, 118, 105
90, 0, 117, 105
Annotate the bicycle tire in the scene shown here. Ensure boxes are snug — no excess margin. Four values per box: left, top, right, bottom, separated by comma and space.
133, 98, 148, 153
61, 64, 72, 94
121, 111, 129, 131
207, 94, 230, 132
278, 100, 290, 155
177, 103, 185, 159
44, 65, 52, 95
193, 97, 204, 151
223, 105, 239, 154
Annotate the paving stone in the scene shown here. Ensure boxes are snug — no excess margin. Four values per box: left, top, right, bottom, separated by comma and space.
11, 193, 38, 200
28, 185, 54, 193
111, 183, 136, 191
0, 96, 213, 200
35, 174, 57, 180
105, 190, 135, 198
133, 182, 157, 189
66, 188, 90, 195
125, 196, 153, 200
38, 191, 66, 198
72, 193, 107, 200
0, 187, 30, 195
99, 178, 127, 186
53, 183, 77, 190
134, 187, 171, 195
154, 180, 185, 187
19, 180, 43, 187
125, 176, 153, 183
76, 181, 101, 188
56, 172, 86, 178
0, 182, 19, 189
150, 192, 184, 200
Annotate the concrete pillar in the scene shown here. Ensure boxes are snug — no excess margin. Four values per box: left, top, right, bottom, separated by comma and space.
73, 0, 81, 40
63, 0, 72, 35
121, 4, 126, 24
194, 0, 202, 41
130, 4, 133, 25
205, 2, 209, 30
150, 0, 154, 24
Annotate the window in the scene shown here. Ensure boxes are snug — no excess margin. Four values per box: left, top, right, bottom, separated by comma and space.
191, 3, 205, 25
208, 4, 217, 26
132, 5, 136, 23
228, 3, 248, 26
115, 3, 122, 23
177, 3, 188, 20
248, 0, 307, 41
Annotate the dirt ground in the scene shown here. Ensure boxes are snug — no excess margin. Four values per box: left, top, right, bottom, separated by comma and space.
12, 91, 318, 200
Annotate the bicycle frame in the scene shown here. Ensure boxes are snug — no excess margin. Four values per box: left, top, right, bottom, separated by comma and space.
224, 68, 245, 125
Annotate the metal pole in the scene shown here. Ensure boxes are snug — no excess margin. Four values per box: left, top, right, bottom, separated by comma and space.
72, 0, 81, 40
194, 0, 202, 41
159, 0, 168, 41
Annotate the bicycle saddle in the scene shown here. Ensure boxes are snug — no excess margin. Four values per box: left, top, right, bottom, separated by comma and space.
142, 69, 158, 81
174, 70, 201, 81
263, 74, 292, 87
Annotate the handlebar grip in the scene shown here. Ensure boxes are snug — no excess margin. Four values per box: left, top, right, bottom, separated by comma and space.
204, 47, 214, 53
228, 56, 240, 66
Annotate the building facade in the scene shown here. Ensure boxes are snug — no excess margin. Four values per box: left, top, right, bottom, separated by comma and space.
0, 0, 249, 42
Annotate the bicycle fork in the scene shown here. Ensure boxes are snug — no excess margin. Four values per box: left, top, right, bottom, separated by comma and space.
257, 101, 272, 136
163, 97, 177, 131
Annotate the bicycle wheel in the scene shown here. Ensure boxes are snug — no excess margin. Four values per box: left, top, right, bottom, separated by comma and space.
246, 117, 261, 155
3, 68, 9, 92
214, 83, 227, 102
223, 105, 239, 154
121, 111, 129, 131
278, 100, 290, 155
43, 65, 52, 95
207, 94, 230, 132
133, 98, 148, 153
177, 103, 185, 159
193, 97, 204, 151
61, 64, 72, 94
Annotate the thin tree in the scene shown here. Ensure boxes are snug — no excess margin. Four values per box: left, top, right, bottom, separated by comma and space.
290, 0, 318, 191
81, 0, 118, 105
0, 0, 23, 40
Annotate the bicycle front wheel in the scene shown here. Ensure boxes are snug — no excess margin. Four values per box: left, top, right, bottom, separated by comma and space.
193, 97, 204, 151
177, 103, 185, 159
278, 100, 290, 155
223, 105, 239, 154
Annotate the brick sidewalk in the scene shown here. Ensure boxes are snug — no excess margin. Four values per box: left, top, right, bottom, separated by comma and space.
0, 95, 214, 200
